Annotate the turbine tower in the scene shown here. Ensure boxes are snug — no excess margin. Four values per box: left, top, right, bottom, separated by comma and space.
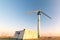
37, 11, 40, 38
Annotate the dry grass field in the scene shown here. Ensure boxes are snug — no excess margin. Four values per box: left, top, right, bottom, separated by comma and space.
23, 37, 60, 40
0, 37, 60, 40
39, 37, 60, 40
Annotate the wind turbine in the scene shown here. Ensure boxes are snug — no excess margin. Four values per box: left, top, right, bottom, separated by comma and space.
27, 10, 51, 38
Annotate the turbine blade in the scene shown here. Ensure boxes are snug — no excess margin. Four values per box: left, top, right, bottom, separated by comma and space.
41, 11, 52, 19
26, 10, 40, 14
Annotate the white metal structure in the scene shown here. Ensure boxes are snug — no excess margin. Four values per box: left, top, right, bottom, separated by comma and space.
14, 29, 38, 39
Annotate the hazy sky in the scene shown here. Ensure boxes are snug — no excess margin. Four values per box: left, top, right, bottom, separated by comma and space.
0, 0, 60, 36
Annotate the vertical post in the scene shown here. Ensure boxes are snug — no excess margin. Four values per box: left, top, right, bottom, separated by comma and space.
37, 11, 40, 38
38, 15, 40, 38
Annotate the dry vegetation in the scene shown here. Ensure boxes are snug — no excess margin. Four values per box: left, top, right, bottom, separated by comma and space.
0, 36, 60, 40
24, 37, 60, 40
38, 37, 60, 40
0, 36, 13, 38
